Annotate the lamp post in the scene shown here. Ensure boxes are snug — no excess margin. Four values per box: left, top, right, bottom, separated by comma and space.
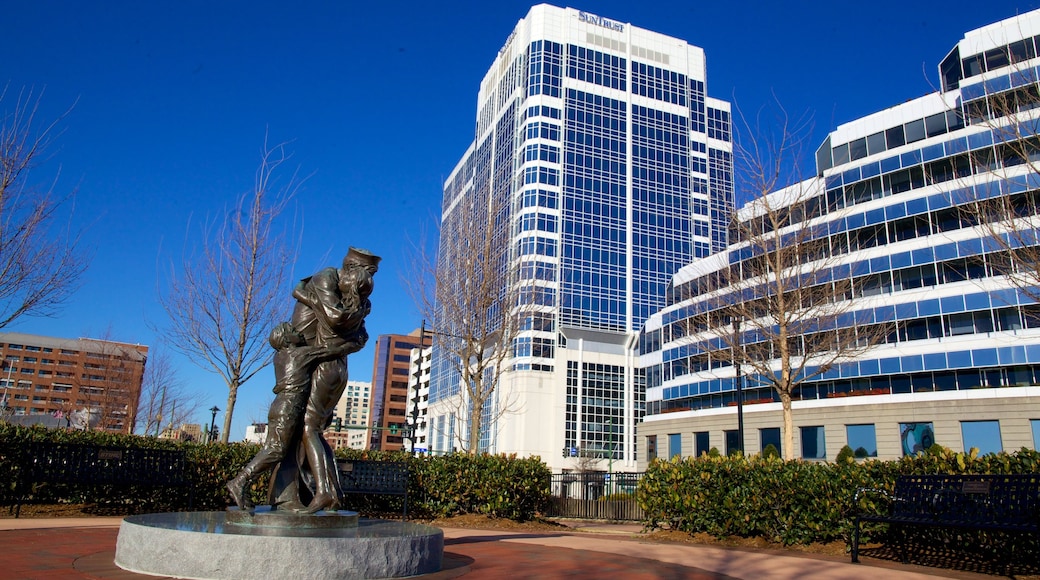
209, 405, 220, 443
732, 318, 745, 455
407, 321, 427, 457
605, 418, 614, 496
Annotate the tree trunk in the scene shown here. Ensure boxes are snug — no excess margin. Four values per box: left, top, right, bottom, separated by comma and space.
468, 396, 483, 454
222, 384, 238, 444
780, 390, 794, 460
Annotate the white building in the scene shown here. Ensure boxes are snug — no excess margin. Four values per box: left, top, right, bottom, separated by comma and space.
327, 380, 372, 449
431, 4, 732, 471
243, 423, 266, 444
637, 9, 1040, 466
406, 346, 432, 453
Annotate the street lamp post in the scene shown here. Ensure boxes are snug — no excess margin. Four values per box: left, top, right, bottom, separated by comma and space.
209, 406, 220, 443
732, 318, 745, 455
605, 418, 614, 496
407, 321, 427, 457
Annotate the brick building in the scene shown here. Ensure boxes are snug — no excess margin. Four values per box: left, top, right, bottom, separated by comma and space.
369, 330, 431, 451
0, 332, 148, 433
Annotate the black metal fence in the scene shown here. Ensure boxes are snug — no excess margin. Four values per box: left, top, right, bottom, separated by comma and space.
543, 472, 645, 521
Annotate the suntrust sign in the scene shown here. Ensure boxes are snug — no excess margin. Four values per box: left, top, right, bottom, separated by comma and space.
578, 11, 624, 33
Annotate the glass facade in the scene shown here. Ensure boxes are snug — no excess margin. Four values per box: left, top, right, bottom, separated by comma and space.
639, 8, 1040, 462
432, 5, 731, 463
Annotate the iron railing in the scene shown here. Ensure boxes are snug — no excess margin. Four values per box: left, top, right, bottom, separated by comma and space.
543, 472, 645, 521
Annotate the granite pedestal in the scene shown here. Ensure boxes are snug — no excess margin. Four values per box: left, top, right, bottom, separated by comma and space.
114, 510, 443, 580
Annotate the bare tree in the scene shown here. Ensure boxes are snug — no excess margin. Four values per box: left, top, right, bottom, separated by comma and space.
67, 331, 149, 433
955, 55, 1040, 310
158, 141, 301, 442
135, 347, 202, 436
681, 105, 893, 460
407, 188, 524, 454
0, 87, 87, 329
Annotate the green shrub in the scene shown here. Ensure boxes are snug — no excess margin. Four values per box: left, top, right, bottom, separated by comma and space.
761, 444, 780, 459
835, 445, 856, 464
0, 424, 551, 521
638, 447, 1040, 547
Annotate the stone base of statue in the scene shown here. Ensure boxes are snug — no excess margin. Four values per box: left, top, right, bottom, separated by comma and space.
114, 510, 443, 580
225, 505, 361, 529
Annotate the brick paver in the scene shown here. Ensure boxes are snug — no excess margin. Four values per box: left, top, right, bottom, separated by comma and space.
0, 518, 985, 580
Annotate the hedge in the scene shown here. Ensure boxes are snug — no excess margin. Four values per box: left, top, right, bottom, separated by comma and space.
638, 445, 1040, 546
0, 424, 551, 520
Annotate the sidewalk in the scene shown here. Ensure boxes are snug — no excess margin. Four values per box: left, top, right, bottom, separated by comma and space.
0, 517, 991, 579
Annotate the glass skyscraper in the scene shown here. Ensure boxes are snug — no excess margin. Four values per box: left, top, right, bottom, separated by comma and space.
430, 5, 732, 470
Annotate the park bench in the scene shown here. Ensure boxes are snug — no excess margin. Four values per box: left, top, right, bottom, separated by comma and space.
337, 459, 409, 519
851, 474, 1040, 567
11, 441, 193, 517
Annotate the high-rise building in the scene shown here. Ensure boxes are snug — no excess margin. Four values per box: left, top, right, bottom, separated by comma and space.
431, 5, 732, 470
638, 9, 1040, 465
324, 380, 373, 450
370, 331, 432, 451
0, 332, 148, 433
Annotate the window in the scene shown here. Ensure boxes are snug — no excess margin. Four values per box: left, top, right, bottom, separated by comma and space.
694, 431, 710, 457
1032, 420, 1040, 450
667, 433, 682, 459
845, 424, 877, 458
724, 430, 741, 456
905, 119, 926, 143
646, 435, 657, 461
800, 426, 827, 460
961, 420, 1002, 455
900, 422, 935, 455
759, 427, 781, 457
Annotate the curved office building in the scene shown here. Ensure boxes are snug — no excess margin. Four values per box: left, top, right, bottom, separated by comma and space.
637, 10, 1040, 466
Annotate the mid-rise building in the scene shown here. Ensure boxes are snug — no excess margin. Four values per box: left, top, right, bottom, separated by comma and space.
431, 4, 732, 470
0, 332, 148, 433
324, 380, 372, 450
370, 331, 432, 451
161, 423, 203, 441
638, 9, 1040, 465
406, 346, 432, 453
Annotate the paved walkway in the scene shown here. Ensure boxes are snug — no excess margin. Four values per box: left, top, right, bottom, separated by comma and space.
0, 517, 994, 579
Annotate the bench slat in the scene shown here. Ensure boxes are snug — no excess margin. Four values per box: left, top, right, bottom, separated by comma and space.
12, 442, 192, 517
851, 474, 1040, 565
336, 460, 409, 519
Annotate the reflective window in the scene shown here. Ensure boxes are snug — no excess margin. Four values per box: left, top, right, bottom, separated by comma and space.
900, 422, 935, 455
646, 435, 657, 461
1009, 39, 1035, 63
961, 420, 1002, 455
668, 433, 682, 458
962, 53, 983, 77
985, 46, 1010, 70
800, 426, 826, 460
849, 137, 867, 161
724, 429, 740, 456
1032, 420, 1040, 450
759, 427, 781, 457
866, 132, 886, 156
925, 113, 947, 138
886, 125, 905, 149
694, 431, 710, 457
905, 119, 926, 143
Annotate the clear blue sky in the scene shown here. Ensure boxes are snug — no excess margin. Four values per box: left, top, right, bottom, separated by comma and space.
4, 1, 1034, 438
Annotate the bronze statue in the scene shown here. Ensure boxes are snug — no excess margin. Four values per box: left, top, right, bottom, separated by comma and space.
227, 247, 379, 513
